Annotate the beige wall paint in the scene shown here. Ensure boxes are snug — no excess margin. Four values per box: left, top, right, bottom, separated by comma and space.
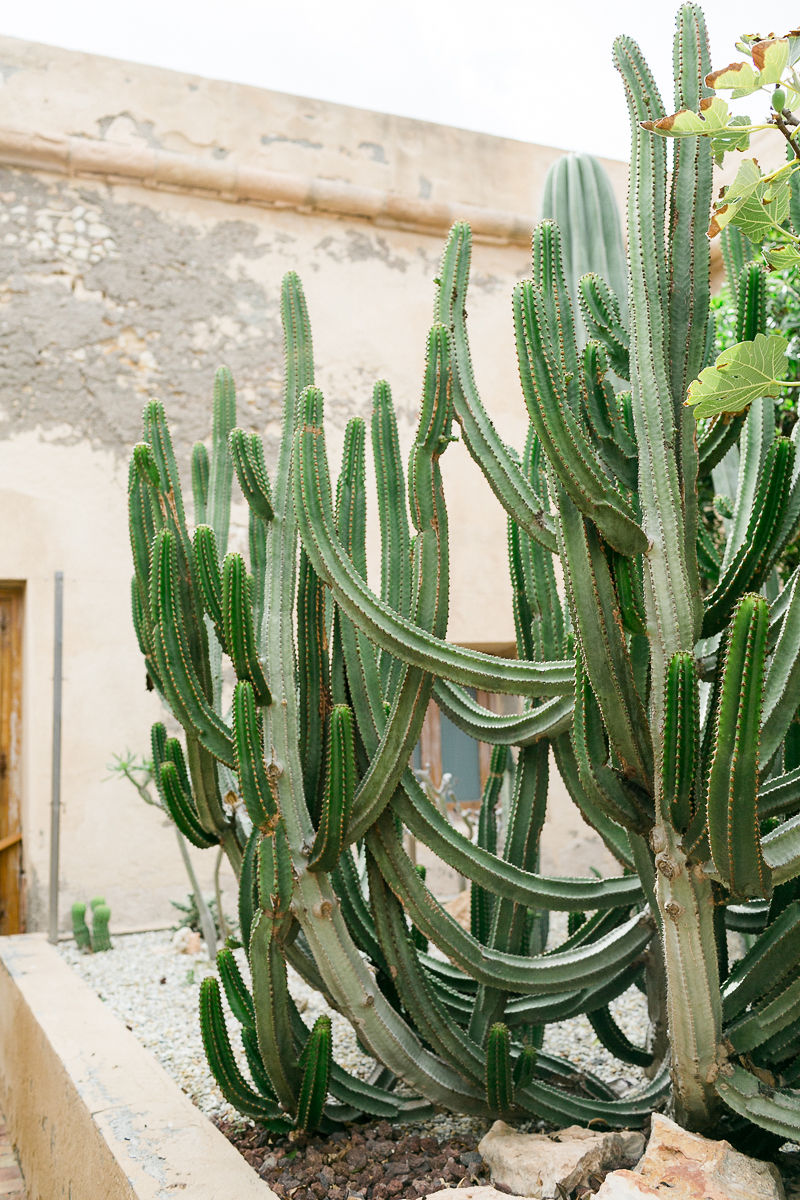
0, 37, 628, 929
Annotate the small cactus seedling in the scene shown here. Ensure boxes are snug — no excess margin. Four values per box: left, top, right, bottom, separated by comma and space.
71, 902, 91, 951
90, 903, 112, 953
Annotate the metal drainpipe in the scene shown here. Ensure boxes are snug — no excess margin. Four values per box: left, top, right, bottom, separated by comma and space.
48, 571, 64, 945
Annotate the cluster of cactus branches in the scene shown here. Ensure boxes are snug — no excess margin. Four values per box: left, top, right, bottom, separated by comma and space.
127, 4, 800, 1142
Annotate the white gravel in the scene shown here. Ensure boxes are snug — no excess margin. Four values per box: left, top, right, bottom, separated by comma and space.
58, 924, 650, 1129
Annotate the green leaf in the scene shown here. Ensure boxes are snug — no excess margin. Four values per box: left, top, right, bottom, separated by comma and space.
766, 244, 800, 271
686, 333, 789, 419
710, 159, 792, 241
642, 95, 732, 135
706, 40, 790, 95
706, 60, 760, 97
752, 38, 791, 85
642, 97, 751, 164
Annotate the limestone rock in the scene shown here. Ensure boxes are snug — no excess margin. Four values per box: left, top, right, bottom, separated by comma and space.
593, 1113, 785, 1199
477, 1120, 645, 1198
171, 927, 203, 955
426, 1188, 529, 1200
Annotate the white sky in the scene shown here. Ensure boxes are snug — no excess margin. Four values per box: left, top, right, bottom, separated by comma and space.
1, 1, 795, 161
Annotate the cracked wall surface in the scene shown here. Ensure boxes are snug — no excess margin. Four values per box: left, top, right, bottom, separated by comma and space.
0, 36, 618, 929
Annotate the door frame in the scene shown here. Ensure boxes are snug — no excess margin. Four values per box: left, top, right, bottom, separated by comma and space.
0, 582, 25, 933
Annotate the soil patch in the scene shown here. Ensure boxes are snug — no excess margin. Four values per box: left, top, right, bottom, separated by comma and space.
216, 1117, 491, 1199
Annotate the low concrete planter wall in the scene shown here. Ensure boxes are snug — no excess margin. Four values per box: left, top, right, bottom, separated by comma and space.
0, 933, 276, 1199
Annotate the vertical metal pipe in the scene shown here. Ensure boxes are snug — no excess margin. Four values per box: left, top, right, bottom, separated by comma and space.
48, 571, 64, 944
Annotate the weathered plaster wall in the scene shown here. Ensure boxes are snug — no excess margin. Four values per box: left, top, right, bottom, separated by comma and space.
0, 36, 628, 929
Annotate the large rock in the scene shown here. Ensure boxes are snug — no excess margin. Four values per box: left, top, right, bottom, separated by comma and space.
477, 1120, 645, 1198
593, 1113, 785, 1199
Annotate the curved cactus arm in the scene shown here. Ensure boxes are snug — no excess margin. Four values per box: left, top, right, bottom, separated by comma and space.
308, 704, 356, 872
697, 412, 747, 475
191, 441, 209, 525
520, 430, 567, 657
142, 400, 191, 550
434, 679, 571, 745
366, 852, 484, 1087
150, 724, 219, 848
721, 226, 756, 302
578, 274, 630, 381
347, 631, 434, 839
217, 946, 256, 1029
241, 1024, 279, 1101
321, 1021, 416, 1117
761, 573, 800, 767
514, 269, 647, 557
762, 812, 800, 886
550, 735, 636, 869
735, 262, 767, 343
724, 901, 768, 935
151, 530, 236, 768
471, 745, 504, 943
434, 222, 557, 553
222, 553, 272, 704
556, 496, 652, 788
296, 1015, 332, 1132
571, 652, 652, 832
719, 404, 775, 574
727, 973, 800, 1055
248, 510, 268, 643
193, 525, 227, 651
772, 418, 800, 561
509, 513, 535, 660
230, 428, 274, 523
662, 652, 699, 832
346, 324, 452, 837
615, 31, 699, 682
581, 344, 637, 490
505, 960, 643, 1027
297, 548, 330, 818
702, 437, 794, 638
705, 595, 770, 899
159, 761, 218, 848
207, 366, 236, 550
371, 380, 412, 695
470, 742, 550, 1044
368, 812, 653, 993
330, 849, 387, 966
667, 5, 712, 612
249, 907, 302, 1112
586, 1005, 655, 1069
185, 737, 234, 851
721, 901, 800, 1022
232, 681, 278, 829
512, 1045, 538, 1093
485, 1023, 514, 1115
392, 783, 643, 910
715, 1064, 800, 1142
293, 387, 573, 696
758, 766, 800, 820
198, 977, 293, 1130
514, 1064, 670, 1129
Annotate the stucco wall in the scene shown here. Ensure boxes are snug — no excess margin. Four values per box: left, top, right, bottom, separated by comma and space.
0, 37, 628, 929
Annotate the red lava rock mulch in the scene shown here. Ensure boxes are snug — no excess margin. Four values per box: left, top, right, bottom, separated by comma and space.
215, 1117, 490, 1200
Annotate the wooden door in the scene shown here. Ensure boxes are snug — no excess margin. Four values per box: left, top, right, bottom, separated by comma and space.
0, 585, 24, 934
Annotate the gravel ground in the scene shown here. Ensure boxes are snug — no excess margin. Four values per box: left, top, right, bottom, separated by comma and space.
58, 925, 649, 1127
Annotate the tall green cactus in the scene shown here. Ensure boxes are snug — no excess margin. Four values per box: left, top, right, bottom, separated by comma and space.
126, 5, 800, 1144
